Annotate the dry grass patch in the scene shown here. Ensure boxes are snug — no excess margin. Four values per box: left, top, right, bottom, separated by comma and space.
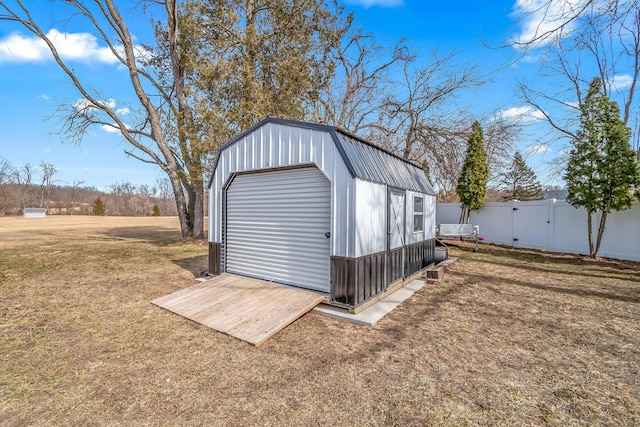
1, 217, 639, 426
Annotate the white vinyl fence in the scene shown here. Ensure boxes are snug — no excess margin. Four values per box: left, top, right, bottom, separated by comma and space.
436, 200, 640, 262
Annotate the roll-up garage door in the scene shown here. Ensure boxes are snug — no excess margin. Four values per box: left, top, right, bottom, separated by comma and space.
225, 167, 331, 293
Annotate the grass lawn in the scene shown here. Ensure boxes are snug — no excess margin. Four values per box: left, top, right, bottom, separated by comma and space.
1, 216, 638, 425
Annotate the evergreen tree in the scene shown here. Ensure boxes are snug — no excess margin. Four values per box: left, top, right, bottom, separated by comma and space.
456, 121, 489, 223
422, 160, 433, 186
637, 148, 640, 201
152, 205, 161, 216
564, 77, 640, 258
92, 197, 106, 216
500, 151, 543, 201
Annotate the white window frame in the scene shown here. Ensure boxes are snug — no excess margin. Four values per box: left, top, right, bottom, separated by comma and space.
413, 196, 424, 233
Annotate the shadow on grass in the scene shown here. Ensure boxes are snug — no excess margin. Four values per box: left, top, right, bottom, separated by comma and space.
454, 269, 640, 304
476, 256, 640, 284
340, 278, 476, 361
99, 226, 190, 246
171, 255, 209, 278
449, 242, 640, 283
340, 265, 639, 365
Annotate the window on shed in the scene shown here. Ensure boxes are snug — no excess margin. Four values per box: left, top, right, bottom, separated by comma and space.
413, 196, 424, 233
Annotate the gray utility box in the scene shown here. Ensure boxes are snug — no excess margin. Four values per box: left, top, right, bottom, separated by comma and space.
434, 246, 449, 262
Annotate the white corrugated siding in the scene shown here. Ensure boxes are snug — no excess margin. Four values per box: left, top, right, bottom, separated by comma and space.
208, 120, 438, 268
425, 194, 436, 239
209, 122, 355, 260
406, 190, 437, 244
354, 179, 387, 257
225, 167, 331, 293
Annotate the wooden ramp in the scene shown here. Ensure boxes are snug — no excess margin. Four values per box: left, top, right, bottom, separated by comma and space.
152, 274, 325, 345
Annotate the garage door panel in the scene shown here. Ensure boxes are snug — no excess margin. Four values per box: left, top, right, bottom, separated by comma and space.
225, 167, 331, 293
225, 241, 330, 255
229, 177, 328, 188
226, 239, 329, 250
224, 263, 328, 282
227, 226, 329, 236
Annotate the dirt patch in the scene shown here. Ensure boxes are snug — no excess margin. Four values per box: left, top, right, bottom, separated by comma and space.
1, 217, 638, 425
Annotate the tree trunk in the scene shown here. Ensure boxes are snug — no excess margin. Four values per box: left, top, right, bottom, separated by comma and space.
185, 181, 204, 239
594, 209, 608, 258
587, 212, 595, 258
168, 172, 190, 237
459, 205, 470, 224
241, 0, 258, 130
192, 182, 205, 239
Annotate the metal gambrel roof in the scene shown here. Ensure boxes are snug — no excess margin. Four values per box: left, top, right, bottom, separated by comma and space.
208, 117, 435, 195
332, 130, 435, 195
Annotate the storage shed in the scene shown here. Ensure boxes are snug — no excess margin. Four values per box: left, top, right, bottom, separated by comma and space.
207, 117, 436, 309
23, 208, 46, 218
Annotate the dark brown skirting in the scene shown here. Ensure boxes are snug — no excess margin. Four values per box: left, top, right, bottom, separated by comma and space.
388, 247, 404, 283
331, 238, 436, 307
405, 238, 436, 276
208, 242, 221, 276
331, 252, 386, 307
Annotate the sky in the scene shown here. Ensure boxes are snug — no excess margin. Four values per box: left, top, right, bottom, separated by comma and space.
0, 0, 598, 190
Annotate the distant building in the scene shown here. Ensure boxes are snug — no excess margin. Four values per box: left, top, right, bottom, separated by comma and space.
543, 188, 568, 200
23, 208, 46, 218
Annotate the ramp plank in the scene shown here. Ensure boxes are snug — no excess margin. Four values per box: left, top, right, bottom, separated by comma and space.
152, 274, 324, 345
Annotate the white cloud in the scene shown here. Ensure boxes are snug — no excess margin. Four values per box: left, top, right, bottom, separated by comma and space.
528, 144, 552, 154
101, 124, 121, 134
609, 74, 634, 91
74, 98, 92, 111
0, 29, 120, 64
520, 54, 542, 63
500, 106, 545, 123
511, 0, 587, 47
343, 0, 403, 7
44, 148, 51, 152
115, 107, 130, 115
38, 93, 50, 100
102, 99, 117, 109
74, 97, 117, 111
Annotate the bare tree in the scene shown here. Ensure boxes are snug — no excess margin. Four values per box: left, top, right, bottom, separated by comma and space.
361, 49, 481, 158
318, 35, 517, 199
483, 111, 523, 185
120, 181, 138, 216
107, 181, 137, 216
0, 0, 205, 237
0, 158, 11, 215
155, 177, 176, 216
1, 0, 347, 236
10, 163, 37, 212
37, 162, 58, 211
66, 180, 85, 215
314, 30, 404, 131
515, 0, 640, 156
510, 0, 638, 48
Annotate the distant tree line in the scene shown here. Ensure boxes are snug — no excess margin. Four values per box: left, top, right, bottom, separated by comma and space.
0, 158, 182, 217
0, 0, 523, 238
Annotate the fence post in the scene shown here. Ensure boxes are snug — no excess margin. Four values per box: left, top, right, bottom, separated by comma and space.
511, 199, 518, 247
546, 199, 555, 251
